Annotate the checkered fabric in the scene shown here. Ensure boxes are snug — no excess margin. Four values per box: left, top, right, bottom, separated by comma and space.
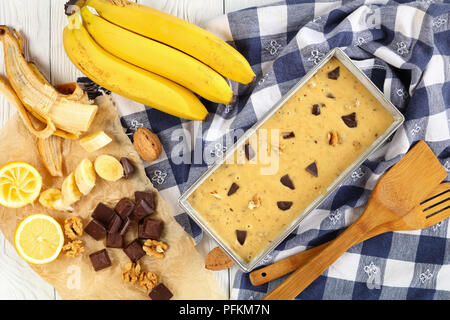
80, 0, 450, 300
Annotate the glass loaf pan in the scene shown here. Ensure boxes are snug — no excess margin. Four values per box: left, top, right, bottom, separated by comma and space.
178, 48, 405, 272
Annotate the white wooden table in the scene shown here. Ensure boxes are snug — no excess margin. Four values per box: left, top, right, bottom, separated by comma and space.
0, 0, 280, 300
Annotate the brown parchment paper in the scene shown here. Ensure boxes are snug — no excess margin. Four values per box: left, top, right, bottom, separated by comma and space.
0, 95, 225, 300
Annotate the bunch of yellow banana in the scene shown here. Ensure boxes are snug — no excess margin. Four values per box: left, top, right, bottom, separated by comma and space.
63, 0, 255, 121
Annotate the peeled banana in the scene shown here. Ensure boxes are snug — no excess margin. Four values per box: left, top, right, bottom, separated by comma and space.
37, 135, 63, 177
81, 7, 233, 105
62, 172, 82, 206
94, 155, 123, 182
74, 158, 96, 195
84, 0, 255, 85
63, 11, 208, 121
39, 188, 72, 211
79, 131, 112, 153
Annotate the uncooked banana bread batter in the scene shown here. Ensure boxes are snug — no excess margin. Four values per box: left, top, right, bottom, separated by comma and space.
188, 58, 394, 263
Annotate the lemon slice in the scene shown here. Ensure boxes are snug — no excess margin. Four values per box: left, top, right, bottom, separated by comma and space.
0, 161, 42, 208
14, 214, 64, 264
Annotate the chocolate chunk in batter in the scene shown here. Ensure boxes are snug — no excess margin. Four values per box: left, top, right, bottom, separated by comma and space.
280, 174, 295, 190
328, 67, 340, 80
227, 183, 240, 196
312, 104, 321, 116
236, 230, 247, 245
326, 93, 336, 99
282, 131, 295, 139
306, 162, 318, 177
277, 201, 293, 211
341, 112, 357, 128
244, 143, 255, 161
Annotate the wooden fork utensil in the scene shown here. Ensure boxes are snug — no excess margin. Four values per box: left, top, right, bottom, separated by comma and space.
263, 141, 447, 300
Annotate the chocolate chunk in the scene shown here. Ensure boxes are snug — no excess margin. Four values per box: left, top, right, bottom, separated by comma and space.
282, 131, 295, 139
92, 203, 115, 227
118, 217, 131, 236
341, 112, 357, 128
326, 93, 336, 99
277, 201, 293, 211
120, 157, 135, 179
114, 198, 135, 220
133, 199, 154, 220
123, 239, 146, 263
134, 191, 155, 210
108, 214, 123, 234
305, 162, 318, 177
149, 283, 173, 300
89, 249, 112, 271
138, 217, 163, 240
227, 183, 240, 196
244, 143, 255, 161
84, 219, 106, 241
312, 104, 321, 115
328, 67, 340, 80
106, 233, 124, 248
236, 230, 247, 246
280, 174, 295, 190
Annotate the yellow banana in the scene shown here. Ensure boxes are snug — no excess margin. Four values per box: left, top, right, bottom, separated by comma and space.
63, 12, 208, 121
81, 7, 233, 105
84, 0, 255, 85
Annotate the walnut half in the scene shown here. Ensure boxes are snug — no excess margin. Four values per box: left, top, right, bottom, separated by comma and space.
62, 240, 84, 257
143, 240, 168, 259
64, 216, 83, 240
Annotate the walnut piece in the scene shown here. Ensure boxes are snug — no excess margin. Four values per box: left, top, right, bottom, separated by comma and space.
328, 130, 342, 146
62, 240, 84, 257
353, 140, 361, 149
248, 195, 261, 210
209, 191, 222, 199
64, 216, 83, 240
143, 240, 168, 259
139, 271, 158, 293
122, 262, 142, 285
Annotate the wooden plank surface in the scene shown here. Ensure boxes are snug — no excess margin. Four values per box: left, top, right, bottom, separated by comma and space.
0, 0, 279, 300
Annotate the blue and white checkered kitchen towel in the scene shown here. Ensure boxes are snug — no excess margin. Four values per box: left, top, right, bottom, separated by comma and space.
81, 0, 450, 299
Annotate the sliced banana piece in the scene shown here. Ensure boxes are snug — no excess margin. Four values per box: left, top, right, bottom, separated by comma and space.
74, 158, 96, 195
39, 188, 73, 211
62, 172, 82, 206
79, 131, 112, 153
94, 155, 124, 182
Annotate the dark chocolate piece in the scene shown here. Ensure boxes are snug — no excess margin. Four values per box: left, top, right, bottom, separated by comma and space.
312, 104, 321, 115
244, 143, 255, 161
133, 199, 154, 220
236, 230, 247, 246
149, 283, 173, 300
120, 157, 135, 179
134, 191, 155, 210
106, 233, 124, 248
114, 198, 135, 220
119, 217, 132, 236
123, 239, 146, 263
282, 131, 295, 139
108, 214, 123, 234
280, 174, 295, 190
138, 217, 163, 240
328, 67, 340, 80
89, 249, 112, 271
277, 201, 293, 211
227, 183, 240, 196
305, 162, 318, 177
84, 219, 106, 241
326, 93, 336, 99
92, 203, 115, 227
341, 112, 357, 128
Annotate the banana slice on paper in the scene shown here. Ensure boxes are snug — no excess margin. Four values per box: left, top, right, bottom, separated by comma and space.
94, 155, 124, 182
62, 172, 82, 206
74, 158, 96, 195
39, 188, 73, 211
79, 131, 112, 153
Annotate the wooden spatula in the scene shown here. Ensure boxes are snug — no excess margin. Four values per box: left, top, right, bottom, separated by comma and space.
263, 141, 447, 300
250, 182, 450, 286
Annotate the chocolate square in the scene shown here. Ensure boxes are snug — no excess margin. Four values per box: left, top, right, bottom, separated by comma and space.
138, 218, 163, 240
84, 219, 106, 241
89, 249, 112, 271
149, 283, 173, 300
92, 203, 115, 227
114, 198, 135, 220
132, 199, 153, 220
118, 217, 131, 236
120, 157, 135, 179
108, 214, 123, 234
123, 239, 146, 263
106, 233, 124, 248
134, 191, 155, 210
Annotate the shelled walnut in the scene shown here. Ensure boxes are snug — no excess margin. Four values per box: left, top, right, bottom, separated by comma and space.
143, 240, 168, 259
62, 240, 84, 257
64, 216, 83, 240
